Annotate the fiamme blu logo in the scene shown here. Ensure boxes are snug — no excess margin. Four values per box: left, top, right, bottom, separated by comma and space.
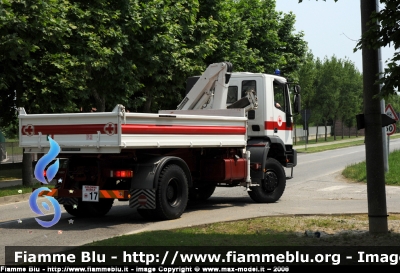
28, 136, 62, 228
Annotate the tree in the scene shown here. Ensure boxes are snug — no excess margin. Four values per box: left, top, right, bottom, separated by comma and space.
234, 0, 307, 75
339, 59, 363, 138
63, 0, 139, 112
356, 0, 400, 98
124, 0, 219, 113
0, 0, 80, 186
312, 56, 342, 140
295, 51, 317, 141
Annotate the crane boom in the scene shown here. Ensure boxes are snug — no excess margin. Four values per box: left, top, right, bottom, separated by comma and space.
177, 62, 232, 110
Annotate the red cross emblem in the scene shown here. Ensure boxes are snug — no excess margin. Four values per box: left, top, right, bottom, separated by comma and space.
277, 116, 283, 127
104, 123, 116, 136
22, 124, 35, 136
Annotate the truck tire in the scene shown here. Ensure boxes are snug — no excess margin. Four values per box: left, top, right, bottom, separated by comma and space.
155, 164, 188, 220
248, 158, 286, 203
64, 201, 86, 217
189, 184, 216, 201
85, 199, 114, 217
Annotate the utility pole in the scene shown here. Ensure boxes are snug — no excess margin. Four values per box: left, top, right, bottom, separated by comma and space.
375, 0, 389, 173
360, 0, 388, 234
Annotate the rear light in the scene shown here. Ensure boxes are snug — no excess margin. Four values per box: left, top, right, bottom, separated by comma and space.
110, 170, 133, 178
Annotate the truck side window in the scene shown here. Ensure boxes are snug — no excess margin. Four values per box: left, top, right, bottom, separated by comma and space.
242, 80, 256, 97
273, 81, 285, 112
226, 86, 238, 104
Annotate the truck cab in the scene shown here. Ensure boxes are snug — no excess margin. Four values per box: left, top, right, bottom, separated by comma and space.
228, 73, 294, 145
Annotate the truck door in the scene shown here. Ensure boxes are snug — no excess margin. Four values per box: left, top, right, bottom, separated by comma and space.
273, 79, 293, 145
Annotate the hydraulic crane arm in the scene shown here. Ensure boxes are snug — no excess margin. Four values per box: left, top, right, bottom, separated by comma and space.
177, 62, 232, 110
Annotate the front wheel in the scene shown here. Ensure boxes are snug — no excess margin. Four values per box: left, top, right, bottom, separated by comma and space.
155, 164, 188, 220
248, 158, 286, 203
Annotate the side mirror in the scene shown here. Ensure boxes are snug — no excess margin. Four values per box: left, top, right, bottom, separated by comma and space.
294, 85, 301, 94
294, 94, 301, 114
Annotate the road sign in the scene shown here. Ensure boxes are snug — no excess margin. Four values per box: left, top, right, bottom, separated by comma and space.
385, 104, 398, 136
385, 104, 399, 121
387, 123, 396, 136
386, 123, 396, 135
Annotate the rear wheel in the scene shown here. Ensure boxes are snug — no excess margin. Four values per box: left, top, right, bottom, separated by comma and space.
64, 201, 86, 217
64, 199, 114, 217
155, 164, 188, 220
85, 199, 114, 217
248, 158, 286, 203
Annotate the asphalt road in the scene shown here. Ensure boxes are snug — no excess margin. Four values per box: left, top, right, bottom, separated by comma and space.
2, 138, 400, 264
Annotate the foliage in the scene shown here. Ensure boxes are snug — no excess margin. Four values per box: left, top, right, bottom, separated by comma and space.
0, 0, 309, 117
203, 0, 307, 76
294, 52, 363, 139
295, 51, 317, 122
355, 0, 400, 98
125, 0, 218, 112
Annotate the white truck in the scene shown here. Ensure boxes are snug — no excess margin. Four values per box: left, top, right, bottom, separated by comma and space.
18, 62, 301, 220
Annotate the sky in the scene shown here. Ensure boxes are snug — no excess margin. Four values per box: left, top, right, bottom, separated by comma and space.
275, 0, 397, 73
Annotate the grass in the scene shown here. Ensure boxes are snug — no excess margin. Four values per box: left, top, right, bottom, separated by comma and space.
342, 149, 400, 185
24, 214, 400, 266
86, 214, 390, 247
42, 213, 400, 266
0, 182, 52, 197
296, 134, 400, 153
296, 139, 365, 153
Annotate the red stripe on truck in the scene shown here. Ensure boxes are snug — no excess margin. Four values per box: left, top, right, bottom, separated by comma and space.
264, 121, 293, 131
121, 124, 246, 135
21, 124, 246, 136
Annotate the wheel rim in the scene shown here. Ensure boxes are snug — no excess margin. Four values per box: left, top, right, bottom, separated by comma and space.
166, 178, 182, 207
263, 170, 278, 192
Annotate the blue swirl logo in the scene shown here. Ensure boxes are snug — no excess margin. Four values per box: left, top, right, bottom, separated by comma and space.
29, 136, 62, 228
29, 187, 62, 228
34, 137, 60, 184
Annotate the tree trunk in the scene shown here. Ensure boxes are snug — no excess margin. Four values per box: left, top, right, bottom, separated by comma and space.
342, 121, 344, 139
92, 89, 106, 112
315, 124, 319, 143
333, 119, 337, 140
22, 150, 33, 186
324, 121, 328, 141
143, 87, 153, 113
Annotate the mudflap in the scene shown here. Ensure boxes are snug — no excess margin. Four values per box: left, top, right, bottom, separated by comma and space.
129, 189, 156, 209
